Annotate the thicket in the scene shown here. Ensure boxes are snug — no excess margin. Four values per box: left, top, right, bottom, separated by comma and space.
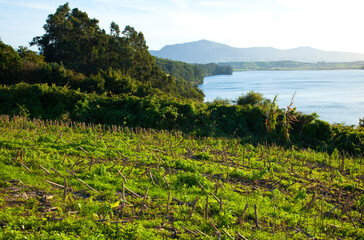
0, 83, 362, 156
236, 91, 265, 106
0, 4, 204, 101
196, 63, 233, 76
155, 58, 205, 84
154, 59, 233, 85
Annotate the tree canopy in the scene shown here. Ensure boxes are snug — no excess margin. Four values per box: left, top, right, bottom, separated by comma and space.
27, 3, 203, 101
236, 90, 265, 106
0, 40, 23, 83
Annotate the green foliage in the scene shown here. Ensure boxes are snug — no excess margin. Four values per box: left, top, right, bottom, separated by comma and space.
294, 189, 308, 201
25, 3, 203, 101
175, 172, 211, 188
155, 59, 232, 85
195, 152, 211, 161
236, 90, 265, 106
155, 57, 204, 84
0, 40, 23, 83
30, 3, 106, 75
17, 46, 45, 66
2, 47, 203, 100
196, 63, 233, 76
0, 83, 362, 155
216, 211, 234, 227
0, 116, 363, 239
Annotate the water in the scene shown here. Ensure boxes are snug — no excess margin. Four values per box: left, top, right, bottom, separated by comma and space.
198, 70, 364, 125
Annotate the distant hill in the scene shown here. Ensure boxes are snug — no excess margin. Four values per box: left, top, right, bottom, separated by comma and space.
150, 40, 364, 63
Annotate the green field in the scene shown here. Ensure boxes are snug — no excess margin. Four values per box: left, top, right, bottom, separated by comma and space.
1, 115, 363, 239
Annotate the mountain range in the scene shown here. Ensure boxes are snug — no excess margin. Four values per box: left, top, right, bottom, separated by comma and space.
150, 40, 364, 63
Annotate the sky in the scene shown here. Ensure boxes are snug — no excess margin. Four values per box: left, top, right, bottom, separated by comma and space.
1, 0, 364, 53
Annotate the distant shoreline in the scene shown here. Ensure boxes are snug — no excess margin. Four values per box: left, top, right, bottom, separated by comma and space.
217, 60, 364, 72
233, 67, 363, 71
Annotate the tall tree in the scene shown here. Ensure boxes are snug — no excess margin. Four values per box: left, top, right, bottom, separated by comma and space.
30, 3, 106, 74
0, 40, 23, 83
29, 3, 203, 100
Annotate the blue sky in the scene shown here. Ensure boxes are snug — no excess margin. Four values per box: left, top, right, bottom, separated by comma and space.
1, 0, 364, 53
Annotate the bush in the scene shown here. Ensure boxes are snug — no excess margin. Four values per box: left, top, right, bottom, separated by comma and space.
236, 91, 265, 106
0, 40, 23, 84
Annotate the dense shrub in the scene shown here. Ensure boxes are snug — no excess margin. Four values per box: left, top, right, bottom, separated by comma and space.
237, 91, 265, 106
1, 83, 361, 155
0, 40, 23, 84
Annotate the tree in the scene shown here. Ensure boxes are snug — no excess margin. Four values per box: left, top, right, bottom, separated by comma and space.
0, 40, 23, 83
236, 91, 265, 106
30, 3, 154, 78
17, 46, 45, 66
30, 3, 106, 74
110, 21, 120, 36
28, 3, 204, 100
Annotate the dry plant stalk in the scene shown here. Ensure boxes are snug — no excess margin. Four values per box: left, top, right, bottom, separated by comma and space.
51, 167, 62, 176
222, 228, 234, 239
20, 162, 31, 172
63, 177, 68, 201
45, 180, 64, 188
54, 130, 64, 143
166, 191, 171, 216
189, 196, 200, 218
88, 157, 94, 171
39, 164, 51, 175
141, 166, 152, 177
118, 151, 128, 160
121, 182, 125, 208
163, 175, 170, 188
195, 228, 211, 239
237, 203, 249, 224
205, 195, 209, 220
124, 185, 142, 198
107, 161, 118, 171
13, 151, 20, 162
139, 187, 148, 215
236, 231, 248, 240
149, 171, 155, 186
77, 178, 98, 192
209, 221, 220, 235
78, 146, 89, 155
210, 192, 221, 204
219, 197, 223, 212
117, 169, 127, 183
254, 204, 260, 228
126, 163, 135, 177
181, 226, 197, 236
197, 181, 207, 193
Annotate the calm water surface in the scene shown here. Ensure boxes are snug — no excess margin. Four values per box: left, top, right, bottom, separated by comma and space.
198, 70, 364, 125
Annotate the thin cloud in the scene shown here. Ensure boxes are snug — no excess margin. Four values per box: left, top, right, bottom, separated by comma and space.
0, 0, 55, 12
1, 0, 364, 53
195, 1, 234, 7
168, 0, 189, 9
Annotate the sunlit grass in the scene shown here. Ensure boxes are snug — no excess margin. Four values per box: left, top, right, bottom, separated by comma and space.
0, 115, 363, 239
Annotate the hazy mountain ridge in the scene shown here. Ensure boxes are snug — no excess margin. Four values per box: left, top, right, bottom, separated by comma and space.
150, 40, 364, 63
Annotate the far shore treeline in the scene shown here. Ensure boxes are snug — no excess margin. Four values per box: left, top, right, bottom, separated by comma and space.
0, 3, 363, 155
